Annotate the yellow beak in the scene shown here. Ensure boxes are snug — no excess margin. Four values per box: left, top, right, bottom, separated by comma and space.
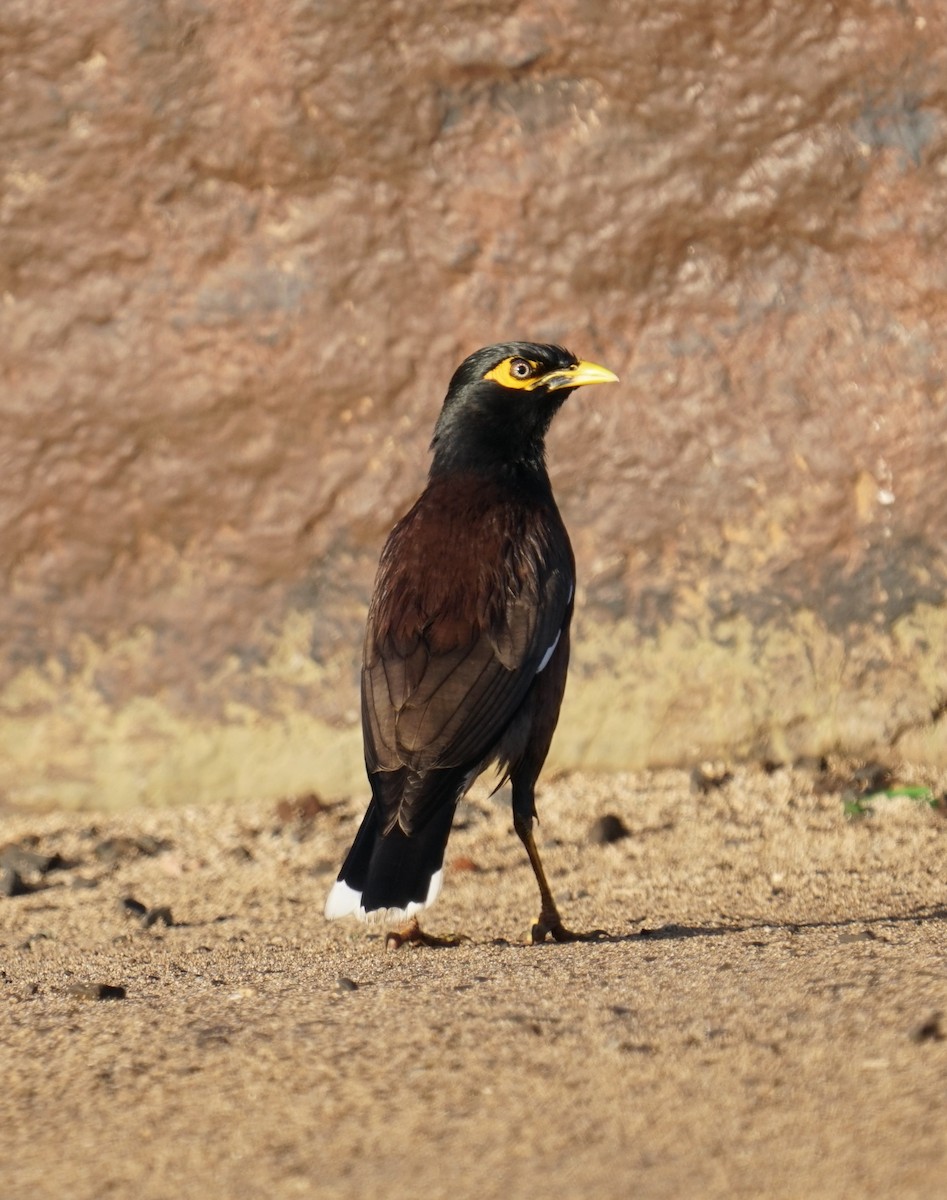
535, 359, 620, 392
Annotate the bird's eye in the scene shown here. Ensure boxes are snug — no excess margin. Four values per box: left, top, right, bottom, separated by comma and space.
509, 358, 532, 379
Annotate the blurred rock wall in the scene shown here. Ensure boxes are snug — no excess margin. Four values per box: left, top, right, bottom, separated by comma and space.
2, 0, 945, 807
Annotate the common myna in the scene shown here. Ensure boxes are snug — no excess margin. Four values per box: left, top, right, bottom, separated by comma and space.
324, 341, 619, 945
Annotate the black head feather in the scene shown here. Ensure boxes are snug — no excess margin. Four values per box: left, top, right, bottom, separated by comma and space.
445, 342, 578, 394
431, 342, 582, 479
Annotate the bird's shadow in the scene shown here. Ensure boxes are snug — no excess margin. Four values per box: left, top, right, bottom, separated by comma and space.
495, 902, 947, 948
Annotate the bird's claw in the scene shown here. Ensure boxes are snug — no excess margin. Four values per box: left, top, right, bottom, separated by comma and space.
385, 918, 469, 951
529, 915, 609, 944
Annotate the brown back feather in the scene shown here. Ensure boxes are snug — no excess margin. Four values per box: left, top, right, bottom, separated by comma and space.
362, 472, 574, 814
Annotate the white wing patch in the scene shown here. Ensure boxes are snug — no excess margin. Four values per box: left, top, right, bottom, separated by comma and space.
536, 578, 572, 675
536, 627, 562, 674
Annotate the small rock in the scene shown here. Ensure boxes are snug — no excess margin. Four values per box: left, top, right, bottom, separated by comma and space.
911, 1012, 945, 1043
336, 976, 358, 992
120, 896, 174, 927
0, 844, 70, 874
275, 792, 327, 827
70, 875, 99, 890
1, 867, 33, 897
838, 928, 881, 944
589, 814, 630, 845
64, 982, 127, 1001
852, 761, 893, 793
143, 906, 174, 928
95, 835, 169, 864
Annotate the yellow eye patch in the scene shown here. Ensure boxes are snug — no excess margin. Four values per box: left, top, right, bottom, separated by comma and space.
482, 357, 542, 390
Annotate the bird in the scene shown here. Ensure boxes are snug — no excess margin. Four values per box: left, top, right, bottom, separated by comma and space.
324, 341, 619, 946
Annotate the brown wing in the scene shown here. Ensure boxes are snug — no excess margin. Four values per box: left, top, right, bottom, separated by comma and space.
361, 475, 574, 791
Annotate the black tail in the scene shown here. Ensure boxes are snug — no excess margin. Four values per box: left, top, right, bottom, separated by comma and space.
324, 793, 458, 921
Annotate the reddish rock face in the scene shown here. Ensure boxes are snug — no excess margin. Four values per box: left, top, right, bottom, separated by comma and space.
1, 1, 945, 807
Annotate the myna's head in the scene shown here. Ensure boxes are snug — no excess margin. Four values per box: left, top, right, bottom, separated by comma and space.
431, 342, 618, 475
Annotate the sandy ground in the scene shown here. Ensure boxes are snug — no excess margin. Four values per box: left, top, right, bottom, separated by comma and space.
1, 761, 945, 1200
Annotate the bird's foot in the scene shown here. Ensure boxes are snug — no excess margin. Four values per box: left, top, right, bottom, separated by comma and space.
529, 912, 609, 945
385, 917, 469, 952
